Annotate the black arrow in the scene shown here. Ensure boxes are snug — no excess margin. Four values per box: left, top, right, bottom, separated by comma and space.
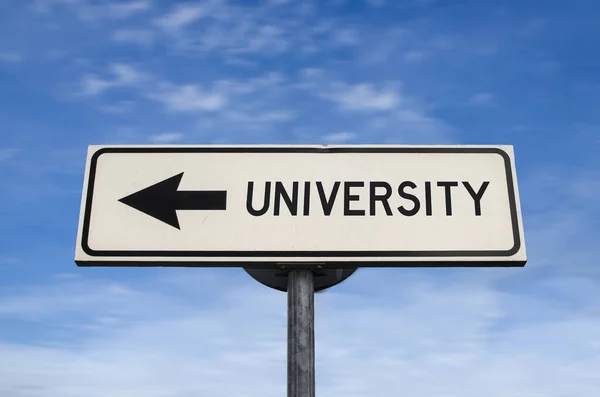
118, 172, 227, 230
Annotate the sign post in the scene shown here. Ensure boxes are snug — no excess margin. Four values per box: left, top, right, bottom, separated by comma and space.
74, 144, 527, 397
288, 269, 315, 397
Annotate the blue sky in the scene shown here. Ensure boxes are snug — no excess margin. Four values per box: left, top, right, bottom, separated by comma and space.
1, 0, 600, 395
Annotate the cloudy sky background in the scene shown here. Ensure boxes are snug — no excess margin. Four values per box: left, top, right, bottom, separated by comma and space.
1, 0, 600, 396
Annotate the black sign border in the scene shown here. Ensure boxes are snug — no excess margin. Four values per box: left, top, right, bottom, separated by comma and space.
79, 146, 523, 265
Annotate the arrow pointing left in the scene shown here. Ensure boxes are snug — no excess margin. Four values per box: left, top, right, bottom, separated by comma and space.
118, 172, 227, 230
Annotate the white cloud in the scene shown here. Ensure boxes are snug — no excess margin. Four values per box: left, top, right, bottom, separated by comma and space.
110, 63, 144, 84
294, 70, 449, 142
150, 84, 228, 112
146, 1, 353, 59
80, 64, 145, 96
149, 132, 185, 143
81, 75, 113, 96
112, 29, 154, 46
79, 68, 289, 126
156, 4, 206, 31
324, 83, 400, 111
0, 270, 599, 396
296, 70, 401, 112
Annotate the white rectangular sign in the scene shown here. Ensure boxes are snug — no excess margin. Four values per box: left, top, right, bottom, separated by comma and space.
75, 145, 526, 267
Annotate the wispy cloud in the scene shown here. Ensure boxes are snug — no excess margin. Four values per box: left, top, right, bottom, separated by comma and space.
322, 83, 400, 111
141, 71, 287, 118
155, 3, 207, 31
80, 63, 146, 96
294, 68, 402, 112
147, 0, 367, 60
149, 84, 228, 112
292, 68, 449, 142
1, 272, 599, 396
81, 76, 113, 96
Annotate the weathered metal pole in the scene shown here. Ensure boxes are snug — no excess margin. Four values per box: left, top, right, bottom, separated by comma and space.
287, 269, 315, 397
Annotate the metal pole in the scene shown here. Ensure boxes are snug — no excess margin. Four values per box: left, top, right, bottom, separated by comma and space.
288, 269, 315, 397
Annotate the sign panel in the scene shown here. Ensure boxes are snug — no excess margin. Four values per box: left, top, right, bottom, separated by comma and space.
75, 145, 526, 267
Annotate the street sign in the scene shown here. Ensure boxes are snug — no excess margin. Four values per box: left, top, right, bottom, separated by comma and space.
75, 145, 526, 267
